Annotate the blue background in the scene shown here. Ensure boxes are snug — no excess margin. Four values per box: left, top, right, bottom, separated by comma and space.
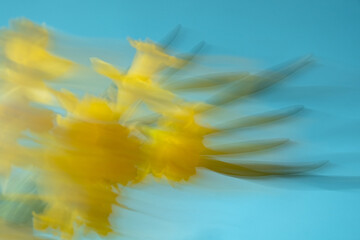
1, 1, 360, 239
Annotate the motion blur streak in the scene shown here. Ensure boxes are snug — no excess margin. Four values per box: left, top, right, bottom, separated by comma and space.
0, 19, 337, 239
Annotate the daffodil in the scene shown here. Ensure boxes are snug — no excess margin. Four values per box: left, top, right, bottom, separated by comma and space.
91, 39, 186, 120
31, 90, 146, 238
0, 18, 73, 104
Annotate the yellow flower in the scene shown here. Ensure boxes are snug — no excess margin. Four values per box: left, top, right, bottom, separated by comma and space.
91, 39, 185, 118
142, 105, 216, 181
0, 18, 73, 104
0, 99, 54, 175
127, 39, 185, 78
32, 91, 146, 238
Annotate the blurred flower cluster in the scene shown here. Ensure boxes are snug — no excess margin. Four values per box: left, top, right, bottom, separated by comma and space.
0, 19, 318, 239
